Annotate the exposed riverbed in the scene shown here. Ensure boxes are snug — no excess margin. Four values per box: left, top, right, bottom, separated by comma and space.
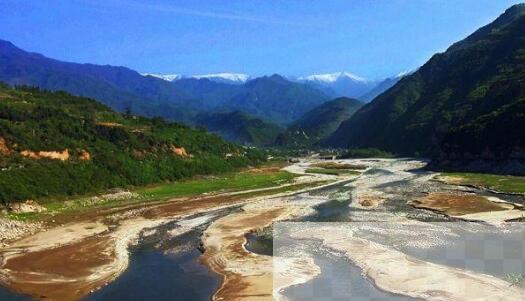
1, 158, 524, 300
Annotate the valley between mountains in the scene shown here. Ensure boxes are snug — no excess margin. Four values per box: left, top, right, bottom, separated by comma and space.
1, 2, 525, 301
1, 159, 524, 300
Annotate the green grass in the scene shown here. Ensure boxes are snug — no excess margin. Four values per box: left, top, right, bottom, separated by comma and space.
7, 170, 299, 221
439, 172, 525, 194
136, 170, 297, 201
305, 168, 360, 176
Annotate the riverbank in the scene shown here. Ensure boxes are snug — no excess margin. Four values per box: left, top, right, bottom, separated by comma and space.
271, 159, 525, 300
0, 161, 342, 300
2, 158, 524, 300
200, 161, 364, 301
291, 223, 525, 301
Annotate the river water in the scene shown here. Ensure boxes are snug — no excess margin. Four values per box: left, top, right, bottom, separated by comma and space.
84, 229, 220, 301
2, 160, 524, 300
272, 163, 525, 299
84, 208, 238, 301
0, 224, 223, 301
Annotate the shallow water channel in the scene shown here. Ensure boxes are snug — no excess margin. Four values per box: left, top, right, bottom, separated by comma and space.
2, 163, 524, 300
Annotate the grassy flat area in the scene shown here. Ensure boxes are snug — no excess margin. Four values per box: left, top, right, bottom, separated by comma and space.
437, 172, 525, 194
137, 170, 297, 201
8, 168, 299, 221
306, 168, 360, 176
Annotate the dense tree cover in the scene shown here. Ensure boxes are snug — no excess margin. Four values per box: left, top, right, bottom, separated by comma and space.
194, 111, 283, 146
275, 97, 363, 147
226, 75, 329, 125
326, 4, 525, 161
0, 84, 266, 206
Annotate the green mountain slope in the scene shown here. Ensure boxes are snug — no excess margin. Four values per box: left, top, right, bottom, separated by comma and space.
227, 75, 330, 125
326, 4, 525, 162
0, 84, 265, 205
194, 111, 283, 146
275, 97, 363, 147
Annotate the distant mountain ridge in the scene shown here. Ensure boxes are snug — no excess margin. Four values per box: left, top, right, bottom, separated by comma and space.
143, 73, 250, 85
144, 70, 404, 102
297, 71, 376, 99
275, 97, 364, 147
325, 4, 525, 172
0, 39, 200, 123
194, 111, 283, 146
142, 73, 183, 82
299, 72, 367, 83
226, 74, 330, 125
0, 40, 331, 125
359, 72, 410, 102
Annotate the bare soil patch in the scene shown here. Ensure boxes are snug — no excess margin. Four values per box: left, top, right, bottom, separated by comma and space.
412, 193, 509, 216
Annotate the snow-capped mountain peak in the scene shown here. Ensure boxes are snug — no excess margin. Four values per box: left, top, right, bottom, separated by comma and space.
299, 72, 367, 83
142, 73, 181, 82
395, 69, 416, 78
191, 73, 250, 83
142, 72, 250, 84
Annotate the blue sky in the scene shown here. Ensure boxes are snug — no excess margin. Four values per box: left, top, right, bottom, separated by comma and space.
1, 0, 523, 79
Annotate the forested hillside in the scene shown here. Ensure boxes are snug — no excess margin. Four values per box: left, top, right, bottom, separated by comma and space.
0, 84, 265, 205
275, 97, 363, 147
326, 4, 525, 164
194, 111, 283, 146
226, 74, 330, 124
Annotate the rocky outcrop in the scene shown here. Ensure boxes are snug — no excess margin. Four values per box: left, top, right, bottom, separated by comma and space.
0, 137, 11, 156
0, 218, 42, 244
79, 150, 91, 161
20, 149, 70, 161
65, 189, 139, 208
170, 145, 188, 157
8, 200, 47, 213
96, 122, 123, 127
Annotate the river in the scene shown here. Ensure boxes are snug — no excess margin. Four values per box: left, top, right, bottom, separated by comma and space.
1, 158, 524, 300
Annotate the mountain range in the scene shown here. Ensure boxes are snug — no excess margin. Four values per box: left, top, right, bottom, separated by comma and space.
0, 40, 333, 126
144, 73, 250, 85
0, 38, 405, 143
0, 39, 199, 123
2, 39, 398, 129
2, 3, 524, 175
145, 71, 401, 102
325, 3, 525, 172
